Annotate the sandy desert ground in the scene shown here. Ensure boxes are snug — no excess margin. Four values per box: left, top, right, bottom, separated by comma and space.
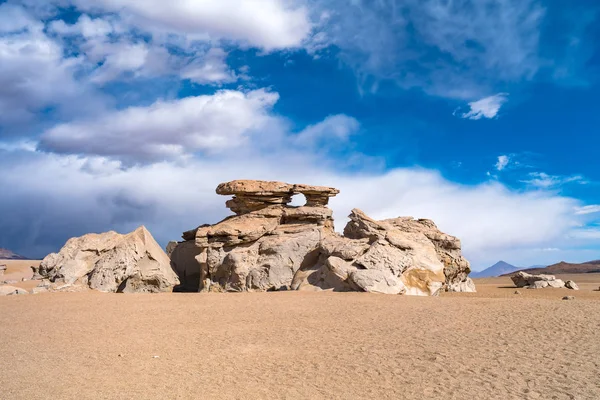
1, 260, 600, 399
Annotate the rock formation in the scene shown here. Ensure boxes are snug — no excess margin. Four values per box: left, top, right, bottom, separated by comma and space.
36, 226, 179, 293
510, 271, 577, 290
169, 180, 474, 296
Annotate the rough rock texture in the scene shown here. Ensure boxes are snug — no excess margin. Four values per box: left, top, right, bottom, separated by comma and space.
511, 271, 575, 290
169, 180, 474, 296
36, 226, 179, 293
0, 285, 28, 296
565, 280, 579, 290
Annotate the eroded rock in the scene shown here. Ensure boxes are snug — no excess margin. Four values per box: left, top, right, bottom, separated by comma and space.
169, 180, 474, 296
38, 226, 178, 293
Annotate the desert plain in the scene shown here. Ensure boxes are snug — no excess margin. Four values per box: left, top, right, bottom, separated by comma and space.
1, 260, 600, 400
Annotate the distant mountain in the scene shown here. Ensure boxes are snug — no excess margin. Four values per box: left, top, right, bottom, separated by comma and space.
0, 248, 28, 260
471, 261, 520, 278
502, 260, 600, 275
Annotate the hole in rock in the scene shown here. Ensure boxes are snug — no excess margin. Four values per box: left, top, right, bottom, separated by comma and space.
290, 193, 307, 207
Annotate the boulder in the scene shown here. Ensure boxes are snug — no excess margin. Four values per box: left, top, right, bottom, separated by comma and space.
169, 180, 474, 296
0, 285, 28, 296
38, 226, 179, 293
528, 280, 549, 289
546, 279, 565, 288
511, 271, 561, 288
562, 296, 575, 301
565, 280, 579, 290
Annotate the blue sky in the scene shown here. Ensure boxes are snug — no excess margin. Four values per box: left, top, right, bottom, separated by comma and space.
0, 0, 599, 270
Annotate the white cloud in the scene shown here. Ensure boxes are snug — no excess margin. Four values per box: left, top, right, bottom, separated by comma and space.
0, 5, 107, 130
47, 14, 239, 86
39, 89, 282, 162
575, 205, 600, 215
495, 155, 510, 171
310, 0, 543, 98
67, 0, 313, 51
521, 172, 587, 189
293, 114, 360, 146
181, 48, 236, 85
460, 93, 509, 120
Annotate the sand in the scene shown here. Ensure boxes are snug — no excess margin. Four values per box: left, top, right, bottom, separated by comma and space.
1, 260, 599, 399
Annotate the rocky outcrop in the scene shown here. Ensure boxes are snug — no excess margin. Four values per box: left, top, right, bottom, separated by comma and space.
510, 271, 576, 290
169, 180, 474, 296
36, 226, 179, 293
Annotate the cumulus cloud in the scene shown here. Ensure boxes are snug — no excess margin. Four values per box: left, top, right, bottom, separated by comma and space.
460, 93, 509, 120
0, 4, 107, 131
39, 89, 282, 163
66, 0, 313, 50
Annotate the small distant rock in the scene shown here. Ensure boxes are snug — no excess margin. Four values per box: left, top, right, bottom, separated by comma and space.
0, 286, 29, 296
31, 287, 49, 294
3, 279, 18, 284
514, 290, 522, 295
565, 280, 579, 290
21, 277, 28, 282
562, 296, 575, 301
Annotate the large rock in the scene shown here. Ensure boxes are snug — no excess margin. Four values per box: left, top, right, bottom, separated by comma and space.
511, 271, 570, 290
37, 226, 179, 293
169, 180, 475, 296
565, 280, 579, 290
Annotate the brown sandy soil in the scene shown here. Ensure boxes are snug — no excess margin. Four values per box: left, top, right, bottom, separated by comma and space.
1, 275, 599, 399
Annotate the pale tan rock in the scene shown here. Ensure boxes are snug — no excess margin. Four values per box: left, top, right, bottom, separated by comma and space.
350, 269, 406, 294
446, 278, 477, 293
546, 279, 565, 288
169, 180, 474, 296
565, 280, 579, 290
0, 285, 28, 296
528, 281, 549, 289
511, 272, 562, 289
39, 226, 178, 293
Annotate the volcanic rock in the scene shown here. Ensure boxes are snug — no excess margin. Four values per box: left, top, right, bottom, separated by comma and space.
37, 226, 178, 293
169, 180, 474, 295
